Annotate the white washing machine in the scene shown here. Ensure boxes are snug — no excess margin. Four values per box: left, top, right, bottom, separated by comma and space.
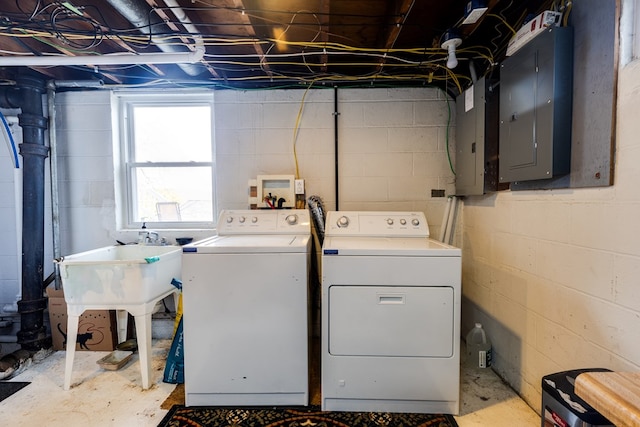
321, 211, 461, 414
182, 209, 311, 406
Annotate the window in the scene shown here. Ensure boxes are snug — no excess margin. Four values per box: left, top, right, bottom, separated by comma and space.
114, 91, 215, 229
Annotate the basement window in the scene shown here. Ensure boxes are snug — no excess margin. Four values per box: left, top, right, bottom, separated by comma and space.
114, 91, 215, 229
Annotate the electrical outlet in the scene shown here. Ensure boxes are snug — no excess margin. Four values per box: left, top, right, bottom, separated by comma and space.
294, 179, 305, 195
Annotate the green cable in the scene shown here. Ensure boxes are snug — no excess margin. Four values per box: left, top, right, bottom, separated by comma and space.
444, 90, 456, 176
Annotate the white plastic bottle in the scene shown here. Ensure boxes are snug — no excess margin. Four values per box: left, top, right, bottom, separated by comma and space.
465, 323, 492, 369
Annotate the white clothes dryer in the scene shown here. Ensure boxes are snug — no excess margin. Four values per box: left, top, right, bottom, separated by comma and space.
321, 211, 461, 414
182, 209, 311, 406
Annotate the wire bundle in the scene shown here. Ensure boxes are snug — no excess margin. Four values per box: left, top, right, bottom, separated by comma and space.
0, 0, 567, 93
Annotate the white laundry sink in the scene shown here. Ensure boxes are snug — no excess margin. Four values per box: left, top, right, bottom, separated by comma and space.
55, 245, 182, 306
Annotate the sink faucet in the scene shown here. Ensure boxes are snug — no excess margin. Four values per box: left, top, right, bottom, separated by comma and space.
138, 223, 161, 245
139, 231, 160, 245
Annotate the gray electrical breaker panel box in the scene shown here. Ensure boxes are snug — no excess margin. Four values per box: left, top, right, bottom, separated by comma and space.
455, 76, 500, 196
499, 25, 573, 184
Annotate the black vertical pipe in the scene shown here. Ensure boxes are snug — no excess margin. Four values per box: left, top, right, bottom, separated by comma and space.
333, 86, 339, 211
0, 72, 51, 351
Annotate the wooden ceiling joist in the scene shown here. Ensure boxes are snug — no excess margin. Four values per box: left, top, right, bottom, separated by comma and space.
319, 0, 330, 73
375, 0, 415, 74
232, 0, 272, 76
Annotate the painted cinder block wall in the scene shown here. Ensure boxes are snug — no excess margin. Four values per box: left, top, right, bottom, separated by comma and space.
0, 85, 456, 310
215, 87, 456, 235
4, 61, 637, 424
0, 112, 24, 307
55, 87, 456, 259
461, 59, 640, 412
2, 50, 637, 426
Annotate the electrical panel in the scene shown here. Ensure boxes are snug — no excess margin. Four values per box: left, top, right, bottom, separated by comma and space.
499, 26, 573, 184
455, 76, 500, 196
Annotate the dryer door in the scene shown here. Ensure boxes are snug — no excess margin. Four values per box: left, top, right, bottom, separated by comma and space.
328, 285, 454, 357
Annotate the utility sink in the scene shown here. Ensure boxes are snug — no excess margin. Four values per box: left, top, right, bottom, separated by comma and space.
55, 245, 181, 306
55, 244, 182, 390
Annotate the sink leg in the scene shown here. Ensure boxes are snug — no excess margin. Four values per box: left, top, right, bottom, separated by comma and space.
116, 310, 128, 343
64, 314, 80, 390
134, 313, 153, 389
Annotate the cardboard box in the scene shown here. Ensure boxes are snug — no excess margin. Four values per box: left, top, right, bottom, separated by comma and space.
46, 285, 118, 351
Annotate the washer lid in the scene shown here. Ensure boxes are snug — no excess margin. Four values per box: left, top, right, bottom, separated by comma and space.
183, 234, 310, 254
322, 236, 460, 257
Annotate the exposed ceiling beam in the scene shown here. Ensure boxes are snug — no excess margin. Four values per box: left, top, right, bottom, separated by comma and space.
318, 0, 330, 73
232, 0, 272, 76
79, 4, 164, 80
382, 0, 416, 50
375, 0, 415, 74
73, 7, 149, 83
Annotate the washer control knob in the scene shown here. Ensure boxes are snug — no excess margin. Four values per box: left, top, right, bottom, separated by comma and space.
400, 218, 407, 225
337, 216, 350, 228
412, 218, 420, 226
226, 216, 233, 223
252, 216, 258, 223
239, 216, 246, 223
285, 214, 298, 225
387, 218, 394, 225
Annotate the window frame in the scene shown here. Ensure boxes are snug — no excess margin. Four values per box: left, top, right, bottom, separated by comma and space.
113, 90, 216, 230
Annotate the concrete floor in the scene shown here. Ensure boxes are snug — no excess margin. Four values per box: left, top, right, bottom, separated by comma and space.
0, 338, 540, 427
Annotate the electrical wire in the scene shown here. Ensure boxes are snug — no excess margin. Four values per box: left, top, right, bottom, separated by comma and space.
487, 14, 517, 36
292, 80, 315, 179
562, 1, 573, 26
259, 9, 322, 79
0, 31, 470, 66
186, 2, 396, 20
0, 29, 474, 86
0, 1, 515, 90
49, 6, 102, 49
442, 89, 455, 176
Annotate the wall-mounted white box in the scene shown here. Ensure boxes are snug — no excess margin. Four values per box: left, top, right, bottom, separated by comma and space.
257, 175, 295, 208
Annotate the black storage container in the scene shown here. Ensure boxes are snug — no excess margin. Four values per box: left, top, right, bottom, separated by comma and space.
541, 369, 614, 427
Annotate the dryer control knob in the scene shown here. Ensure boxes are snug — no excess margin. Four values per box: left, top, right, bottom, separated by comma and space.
400, 219, 407, 225
239, 216, 246, 223
285, 214, 298, 225
387, 218, 394, 225
337, 216, 350, 228
412, 218, 420, 226
251, 216, 258, 223
226, 217, 233, 223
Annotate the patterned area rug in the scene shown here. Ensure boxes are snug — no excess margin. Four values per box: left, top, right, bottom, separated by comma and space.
158, 405, 458, 427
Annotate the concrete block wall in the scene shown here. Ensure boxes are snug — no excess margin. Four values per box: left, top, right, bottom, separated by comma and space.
213, 87, 456, 238
54, 91, 216, 256
0, 111, 22, 308
214, 88, 336, 210
54, 91, 115, 255
0, 86, 455, 309
461, 59, 640, 413
337, 88, 456, 237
